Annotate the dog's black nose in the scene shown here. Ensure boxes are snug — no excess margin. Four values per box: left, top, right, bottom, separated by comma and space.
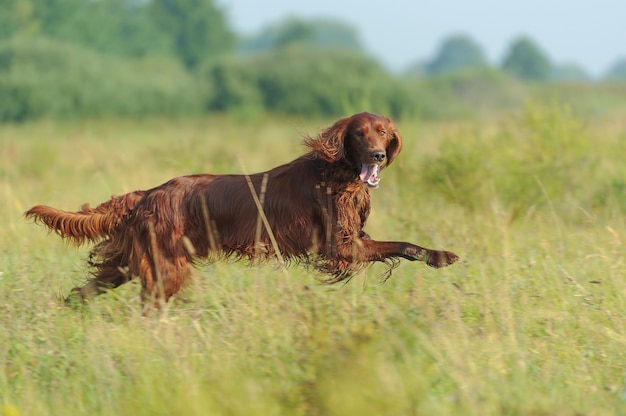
371, 151, 386, 163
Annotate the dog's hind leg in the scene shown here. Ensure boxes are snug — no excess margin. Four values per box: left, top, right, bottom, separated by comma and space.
136, 252, 191, 315
65, 253, 132, 305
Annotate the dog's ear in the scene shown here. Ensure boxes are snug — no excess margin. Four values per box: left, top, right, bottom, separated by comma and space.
385, 123, 403, 166
304, 117, 349, 162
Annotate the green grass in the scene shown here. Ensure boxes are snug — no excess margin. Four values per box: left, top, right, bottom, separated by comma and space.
2, 107, 626, 415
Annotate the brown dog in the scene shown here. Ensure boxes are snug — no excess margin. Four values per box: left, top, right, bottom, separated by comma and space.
26, 112, 458, 311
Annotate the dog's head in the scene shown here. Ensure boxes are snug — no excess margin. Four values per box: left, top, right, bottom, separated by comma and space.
305, 112, 403, 188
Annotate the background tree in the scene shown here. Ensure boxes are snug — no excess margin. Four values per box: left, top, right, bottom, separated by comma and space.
46, 0, 170, 57
501, 36, 552, 81
604, 57, 626, 81
148, 0, 234, 68
3, 0, 170, 58
0, 0, 40, 39
425, 34, 487, 75
239, 17, 363, 53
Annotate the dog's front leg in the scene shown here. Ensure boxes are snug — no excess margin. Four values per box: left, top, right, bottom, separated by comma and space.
355, 239, 459, 268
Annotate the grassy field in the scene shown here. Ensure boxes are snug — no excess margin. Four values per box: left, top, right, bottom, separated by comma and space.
1, 106, 626, 415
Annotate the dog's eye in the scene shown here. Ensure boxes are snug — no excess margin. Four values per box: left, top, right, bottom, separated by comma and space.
355, 131, 364, 137
380, 130, 386, 136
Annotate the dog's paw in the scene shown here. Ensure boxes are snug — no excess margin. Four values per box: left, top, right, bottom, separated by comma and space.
426, 250, 459, 268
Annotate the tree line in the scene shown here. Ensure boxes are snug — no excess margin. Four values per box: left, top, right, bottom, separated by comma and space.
0, 0, 625, 122
417, 34, 626, 82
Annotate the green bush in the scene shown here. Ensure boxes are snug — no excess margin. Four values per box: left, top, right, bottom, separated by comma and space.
0, 37, 203, 121
419, 102, 599, 219
201, 46, 402, 118
200, 55, 265, 117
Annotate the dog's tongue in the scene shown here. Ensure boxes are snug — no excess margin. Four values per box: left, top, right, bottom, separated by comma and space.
359, 164, 380, 188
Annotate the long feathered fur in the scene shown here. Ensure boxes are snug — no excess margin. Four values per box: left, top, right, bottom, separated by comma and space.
26, 112, 458, 311
25, 191, 145, 245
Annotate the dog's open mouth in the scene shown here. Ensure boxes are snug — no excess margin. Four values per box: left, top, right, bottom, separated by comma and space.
359, 164, 380, 188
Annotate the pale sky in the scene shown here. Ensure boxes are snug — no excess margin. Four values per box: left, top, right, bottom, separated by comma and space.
218, 0, 625, 78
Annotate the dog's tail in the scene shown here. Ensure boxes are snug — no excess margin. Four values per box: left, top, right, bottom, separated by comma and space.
25, 191, 146, 245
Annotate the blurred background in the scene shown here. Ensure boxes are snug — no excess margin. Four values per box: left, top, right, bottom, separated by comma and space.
1, 0, 625, 122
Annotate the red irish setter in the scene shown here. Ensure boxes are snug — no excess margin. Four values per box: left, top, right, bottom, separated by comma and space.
26, 112, 458, 310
